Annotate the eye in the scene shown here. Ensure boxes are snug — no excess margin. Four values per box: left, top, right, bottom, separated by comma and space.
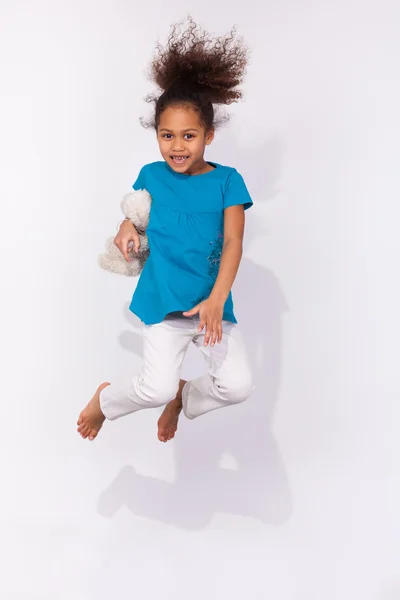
162, 133, 172, 139
184, 134, 194, 140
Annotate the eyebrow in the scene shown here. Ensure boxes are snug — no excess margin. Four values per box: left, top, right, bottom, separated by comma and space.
159, 128, 200, 132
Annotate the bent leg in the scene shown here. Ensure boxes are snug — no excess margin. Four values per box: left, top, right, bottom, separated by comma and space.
182, 322, 253, 420
100, 318, 192, 420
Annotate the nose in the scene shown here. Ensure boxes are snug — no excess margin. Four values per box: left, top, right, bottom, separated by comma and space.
172, 138, 185, 152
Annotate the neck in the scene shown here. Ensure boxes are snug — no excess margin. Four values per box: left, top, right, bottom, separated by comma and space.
186, 159, 214, 176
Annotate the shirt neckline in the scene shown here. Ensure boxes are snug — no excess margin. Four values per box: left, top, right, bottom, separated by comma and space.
164, 161, 219, 178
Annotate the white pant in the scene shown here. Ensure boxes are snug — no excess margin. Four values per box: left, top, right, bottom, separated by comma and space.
99, 313, 253, 420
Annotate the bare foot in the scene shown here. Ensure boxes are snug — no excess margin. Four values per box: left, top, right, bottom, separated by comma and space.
157, 379, 186, 443
77, 382, 110, 441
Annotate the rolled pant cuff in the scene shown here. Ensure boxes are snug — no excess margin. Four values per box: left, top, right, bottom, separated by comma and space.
181, 382, 196, 420
99, 386, 118, 421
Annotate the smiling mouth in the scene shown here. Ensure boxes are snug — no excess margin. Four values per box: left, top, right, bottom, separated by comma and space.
171, 156, 189, 164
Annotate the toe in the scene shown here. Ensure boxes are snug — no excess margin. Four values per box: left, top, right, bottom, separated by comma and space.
81, 425, 91, 438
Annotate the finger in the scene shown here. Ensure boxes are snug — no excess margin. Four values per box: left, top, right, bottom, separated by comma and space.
197, 308, 207, 332
121, 243, 131, 262
217, 323, 223, 343
215, 322, 221, 345
209, 323, 215, 346
198, 315, 207, 333
210, 326, 218, 347
183, 305, 200, 318
127, 238, 140, 255
204, 321, 212, 346
127, 240, 139, 257
133, 236, 141, 254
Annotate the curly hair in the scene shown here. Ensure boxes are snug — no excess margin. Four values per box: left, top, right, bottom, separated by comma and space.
142, 17, 249, 131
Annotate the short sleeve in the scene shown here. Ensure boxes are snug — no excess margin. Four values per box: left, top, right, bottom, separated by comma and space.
132, 166, 147, 191
223, 169, 253, 211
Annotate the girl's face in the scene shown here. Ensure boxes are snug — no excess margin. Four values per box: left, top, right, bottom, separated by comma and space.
157, 105, 214, 175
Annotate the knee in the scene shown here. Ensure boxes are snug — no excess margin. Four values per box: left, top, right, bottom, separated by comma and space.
135, 375, 178, 407
218, 371, 253, 405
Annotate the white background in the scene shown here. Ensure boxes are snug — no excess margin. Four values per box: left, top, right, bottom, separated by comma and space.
1, 1, 399, 599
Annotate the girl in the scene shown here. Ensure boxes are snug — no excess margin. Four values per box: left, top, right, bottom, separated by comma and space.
77, 17, 254, 443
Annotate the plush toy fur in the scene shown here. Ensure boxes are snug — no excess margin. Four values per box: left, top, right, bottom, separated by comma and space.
98, 189, 152, 277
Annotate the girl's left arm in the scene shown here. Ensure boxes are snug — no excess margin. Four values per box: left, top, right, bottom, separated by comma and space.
209, 204, 245, 306
183, 205, 245, 346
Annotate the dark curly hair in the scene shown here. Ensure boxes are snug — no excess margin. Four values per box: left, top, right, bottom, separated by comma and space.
142, 17, 249, 131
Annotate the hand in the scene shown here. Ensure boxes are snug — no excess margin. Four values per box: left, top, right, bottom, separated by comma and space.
114, 219, 140, 262
183, 297, 224, 346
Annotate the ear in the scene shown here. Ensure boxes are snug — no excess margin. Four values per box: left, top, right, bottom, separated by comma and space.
205, 128, 215, 146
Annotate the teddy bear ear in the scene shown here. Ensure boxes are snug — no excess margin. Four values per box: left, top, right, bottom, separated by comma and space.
120, 190, 152, 226
98, 254, 132, 276
120, 189, 152, 213
120, 192, 134, 214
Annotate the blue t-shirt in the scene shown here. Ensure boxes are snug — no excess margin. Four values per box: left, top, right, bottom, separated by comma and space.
129, 160, 253, 325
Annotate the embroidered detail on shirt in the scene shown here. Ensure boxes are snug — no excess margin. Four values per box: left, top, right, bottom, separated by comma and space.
207, 230, 224, 279
191, 230, 223, 305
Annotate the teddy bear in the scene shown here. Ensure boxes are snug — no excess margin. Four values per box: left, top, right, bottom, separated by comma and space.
98, 189, 152, 276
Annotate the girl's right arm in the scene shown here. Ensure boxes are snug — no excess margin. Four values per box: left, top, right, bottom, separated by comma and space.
113, 219, 141, 262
